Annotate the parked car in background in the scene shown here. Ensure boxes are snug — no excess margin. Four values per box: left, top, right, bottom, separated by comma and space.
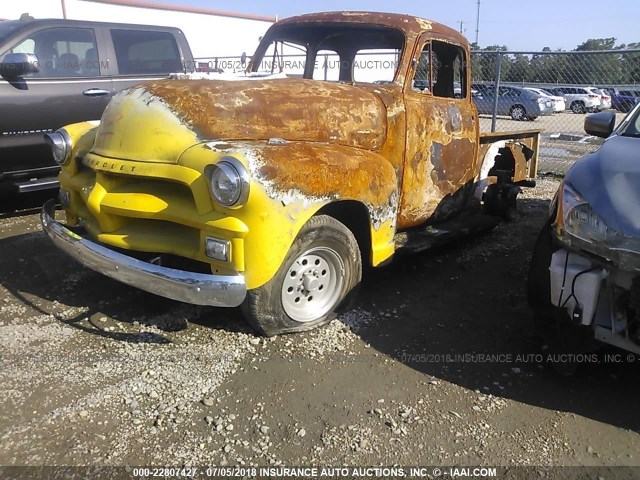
524, 87, 566, 112
472, 84, 554, 120
588, 87, 611, 110
551, 86, 601, 114
0, 17, 194, 195
604, 87, 640, 113
528, 104, 640, 366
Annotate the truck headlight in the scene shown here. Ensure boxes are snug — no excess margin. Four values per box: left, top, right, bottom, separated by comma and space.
44, 129, 72, 165
206, 157, 250, 208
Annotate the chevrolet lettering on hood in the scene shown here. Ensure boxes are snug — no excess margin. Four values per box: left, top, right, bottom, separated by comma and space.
41, 11, 540, 336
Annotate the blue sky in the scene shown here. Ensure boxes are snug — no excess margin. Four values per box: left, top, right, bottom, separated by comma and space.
167, 0, 639, 51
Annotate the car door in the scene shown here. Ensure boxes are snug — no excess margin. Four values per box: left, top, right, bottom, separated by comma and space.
399, 35, 478, 228
0, 24, 113, 178
473, 85, 496, 114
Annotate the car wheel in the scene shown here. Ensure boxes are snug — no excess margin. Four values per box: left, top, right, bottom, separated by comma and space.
510, 104, 526, 121
241, 215, 362, 336
483, 183, 519, 221
570, 101, 585, 114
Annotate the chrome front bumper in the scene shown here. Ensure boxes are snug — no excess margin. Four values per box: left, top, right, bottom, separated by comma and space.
41, 200, 246, 307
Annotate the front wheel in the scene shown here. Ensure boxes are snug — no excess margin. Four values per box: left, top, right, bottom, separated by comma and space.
241, 215, 362, 336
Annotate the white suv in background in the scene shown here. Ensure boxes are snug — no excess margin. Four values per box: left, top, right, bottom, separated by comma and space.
590, 88, 612, 110
552, 86, 601, 114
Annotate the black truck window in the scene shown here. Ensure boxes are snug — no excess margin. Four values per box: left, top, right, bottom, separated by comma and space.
111, 29, 181, 75
10, 27, 99, 77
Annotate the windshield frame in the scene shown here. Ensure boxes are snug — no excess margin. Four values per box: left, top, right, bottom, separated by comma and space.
249, 22, 407, 85
614, 101, 640, 137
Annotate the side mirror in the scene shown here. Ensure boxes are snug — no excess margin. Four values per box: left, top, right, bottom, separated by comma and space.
0, 53, 39, 79
584, 111, 615, 138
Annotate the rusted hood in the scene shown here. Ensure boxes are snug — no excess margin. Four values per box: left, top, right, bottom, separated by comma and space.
91, 79, 388, 163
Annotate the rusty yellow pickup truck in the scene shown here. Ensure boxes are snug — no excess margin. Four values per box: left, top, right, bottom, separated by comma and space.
41, 12, 539, 335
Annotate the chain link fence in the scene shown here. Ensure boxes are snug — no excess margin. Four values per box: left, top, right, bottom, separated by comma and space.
471, 50, 640, 172
194, 49, 640, 174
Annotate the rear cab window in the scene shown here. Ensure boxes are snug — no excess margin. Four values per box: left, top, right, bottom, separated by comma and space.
111, 29, 182, 75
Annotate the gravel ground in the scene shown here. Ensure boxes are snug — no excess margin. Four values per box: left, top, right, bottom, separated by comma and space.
1, 177, 639, 477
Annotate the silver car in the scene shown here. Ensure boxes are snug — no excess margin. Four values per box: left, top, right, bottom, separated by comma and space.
472, 85, 554, 121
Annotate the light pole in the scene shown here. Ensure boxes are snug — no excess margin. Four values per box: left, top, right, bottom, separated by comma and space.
475, 0, 480, 45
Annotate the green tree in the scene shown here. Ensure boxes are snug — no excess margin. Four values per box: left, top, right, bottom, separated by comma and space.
570, 37, 622, 84
620, 42, 640, 85
504, 54, 531, 83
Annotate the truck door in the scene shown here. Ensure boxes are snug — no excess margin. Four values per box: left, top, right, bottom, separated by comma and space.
398, 35, 478, 228
0, 25, 113, 187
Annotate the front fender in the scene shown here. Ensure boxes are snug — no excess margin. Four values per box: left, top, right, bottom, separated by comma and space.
180, 141, 398, 289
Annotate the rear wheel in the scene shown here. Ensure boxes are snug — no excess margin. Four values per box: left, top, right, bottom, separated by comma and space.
510, 104, 527, 121
570, 101, 585, 114
241, 215, 362, 336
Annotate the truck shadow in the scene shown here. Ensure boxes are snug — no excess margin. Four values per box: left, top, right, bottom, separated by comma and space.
0, 229, 248, 345
350, 196, 640, 433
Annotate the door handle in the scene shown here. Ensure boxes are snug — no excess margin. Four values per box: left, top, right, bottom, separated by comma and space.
83, 88, 110, 97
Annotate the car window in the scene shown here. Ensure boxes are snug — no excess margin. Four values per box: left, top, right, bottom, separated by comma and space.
111, 29, 182, 75
9, 27, 99, 77
500, 87, 519, 97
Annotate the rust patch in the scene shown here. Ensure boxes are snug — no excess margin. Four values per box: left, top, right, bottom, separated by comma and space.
144, 79, 387, 152
243, 142, 397, 211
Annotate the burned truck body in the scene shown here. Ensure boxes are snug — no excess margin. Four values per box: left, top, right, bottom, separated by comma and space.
41, 12, 539, 335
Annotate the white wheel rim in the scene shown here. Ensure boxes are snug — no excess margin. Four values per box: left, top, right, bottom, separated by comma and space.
281, 246, 345, 323
513, 107, 524, 120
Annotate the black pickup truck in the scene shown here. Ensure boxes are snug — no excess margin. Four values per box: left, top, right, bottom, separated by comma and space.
0, 17, 194, 195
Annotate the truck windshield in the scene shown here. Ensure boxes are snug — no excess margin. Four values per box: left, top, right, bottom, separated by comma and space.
0, 21, 24, 49
249, 23, 404, 84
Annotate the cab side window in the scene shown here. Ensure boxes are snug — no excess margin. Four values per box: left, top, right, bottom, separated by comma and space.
11, 27, 99, 77
412, 43, 430, 92
432, 41, 466, 99
412, 40, 466, 98
111, 29, 182, 75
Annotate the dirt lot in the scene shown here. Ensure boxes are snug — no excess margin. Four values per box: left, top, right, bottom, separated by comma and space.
1, 176, 639, 478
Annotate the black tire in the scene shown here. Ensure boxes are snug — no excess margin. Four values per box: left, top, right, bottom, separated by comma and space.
510, 104, 527, 121
241, 215, 362, 336
484, 184, 520, 221
570, 101, 585, 114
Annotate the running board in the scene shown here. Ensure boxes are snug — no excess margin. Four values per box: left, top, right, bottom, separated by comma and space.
394, 211, 501, 253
